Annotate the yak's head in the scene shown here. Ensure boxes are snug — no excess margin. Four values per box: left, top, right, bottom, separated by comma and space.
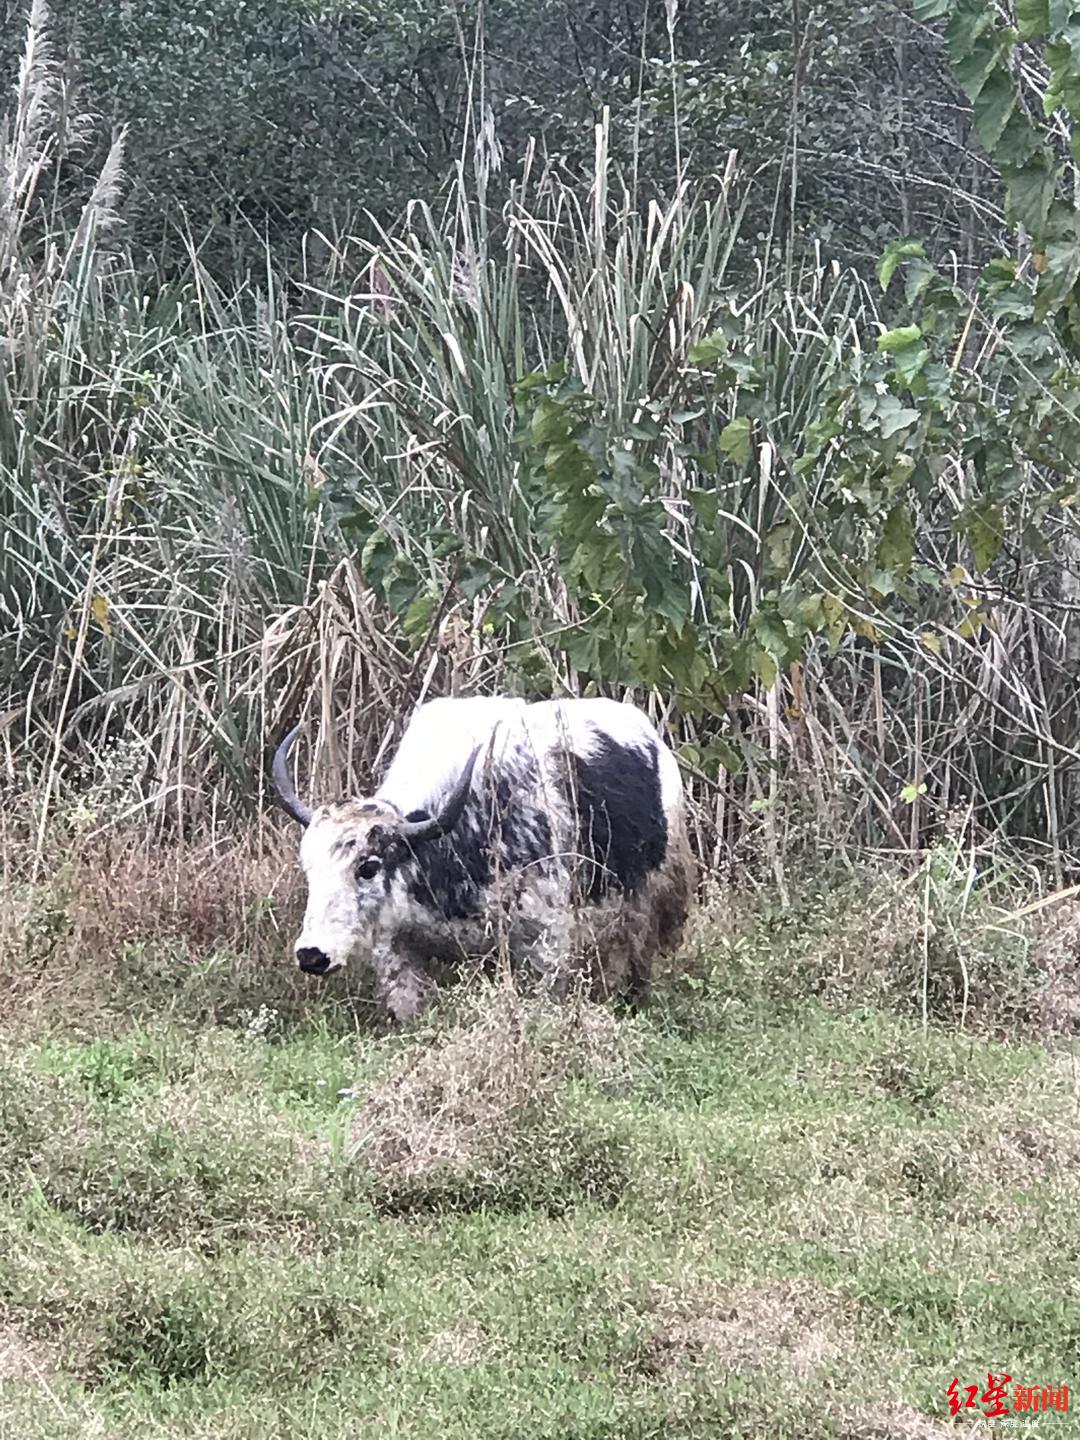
271, 727, 480, 976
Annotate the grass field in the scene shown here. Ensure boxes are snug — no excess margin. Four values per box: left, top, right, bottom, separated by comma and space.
1, 847, 1079, 1439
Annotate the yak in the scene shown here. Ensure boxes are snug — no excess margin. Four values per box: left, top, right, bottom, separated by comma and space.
271, 696, 693, 1023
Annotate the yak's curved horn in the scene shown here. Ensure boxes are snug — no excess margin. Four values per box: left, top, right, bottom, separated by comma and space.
399, 745, 481, 843
271, 724, 314, 827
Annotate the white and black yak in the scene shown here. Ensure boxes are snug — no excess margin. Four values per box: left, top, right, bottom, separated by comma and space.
271, 696, 693, 1023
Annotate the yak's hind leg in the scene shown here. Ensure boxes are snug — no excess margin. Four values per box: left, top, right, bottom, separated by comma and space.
560, 904, 646, 1009
587, 884, 688, 1010
607, 905, 653, 1010
654, 828, 694, 956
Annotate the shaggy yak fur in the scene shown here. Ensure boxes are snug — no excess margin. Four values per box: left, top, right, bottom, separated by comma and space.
273, 696, 694, 1023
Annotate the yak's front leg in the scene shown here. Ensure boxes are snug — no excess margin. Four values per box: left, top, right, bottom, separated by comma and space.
372, 935, 434, 1025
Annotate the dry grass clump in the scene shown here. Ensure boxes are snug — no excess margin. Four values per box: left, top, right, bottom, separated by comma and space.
416, 1325, 493, 1368
1029, 897, 1080, 1034
643, 1277, 857, 1380
0, 819, 305, 1024
664, 872, 923, 1030
938, 1050, 1080, 1191
667, 851, 1054, 1038
350, 985, 633, 1180
346, 985, 638, 1215
0, 1061, 329, 1245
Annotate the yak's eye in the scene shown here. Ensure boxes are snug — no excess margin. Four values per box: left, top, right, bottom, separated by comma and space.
356, 856, 382, 881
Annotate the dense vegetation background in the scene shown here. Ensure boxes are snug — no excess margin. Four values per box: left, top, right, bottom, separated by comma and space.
5, 7, 1080, 1437
2, 0, 1080, 872
0, 0, 1004, 276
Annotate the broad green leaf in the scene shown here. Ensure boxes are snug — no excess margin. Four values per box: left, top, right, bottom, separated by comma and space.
402, 590, 436, 648
878, 238, 926, 291
920, 631, 943, 656
719, 416, 752, 466
877, 503, 915, 576
994, 111, 1044, 169
973, 67, 1016, 149
875, 393, 921, 438
387, 569, 422, 616
868, 568, 897, 599
877, 325, 923, 351
751, 647, 778, 689
904, 259, 939, 304
531, 399, 572, 446
912, 0, 950, 17
896, 342, 930, 384
804, 416, 841, 451
966, 503, 1004, 572
945, 6, 995, 63
754, 610, 792, 662
564, 628, 601, 673
651, 581, 691, 629
687, 330, 728, 364
878, 325, 929, 383
901, 782, 928, 803
1005, 158, 1057, 240
689, 488, 719, 529
706, 736, 743, 776
1017, 0, 1049, 37
981, 257, 1017, 284
822, 593, 848, 653
766, 522, 793, 571
955, 30, 1006, 100
359, 529, 394, 592
799, 593, 825, 630
459, 563, 495, 600
1034, 233, 1080, 320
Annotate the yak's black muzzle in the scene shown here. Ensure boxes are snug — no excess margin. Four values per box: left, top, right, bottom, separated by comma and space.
297, 946, 332, 976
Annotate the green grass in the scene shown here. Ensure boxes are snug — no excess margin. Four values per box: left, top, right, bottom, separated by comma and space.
1, 960, 1078, 1440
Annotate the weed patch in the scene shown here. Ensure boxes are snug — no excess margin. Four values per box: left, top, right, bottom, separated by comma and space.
348, 989, 637, 1215
643, 1277, 856, 1380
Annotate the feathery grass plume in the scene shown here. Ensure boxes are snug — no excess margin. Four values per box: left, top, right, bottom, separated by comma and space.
68, 129, 126, 259
1, 0, 57, 267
